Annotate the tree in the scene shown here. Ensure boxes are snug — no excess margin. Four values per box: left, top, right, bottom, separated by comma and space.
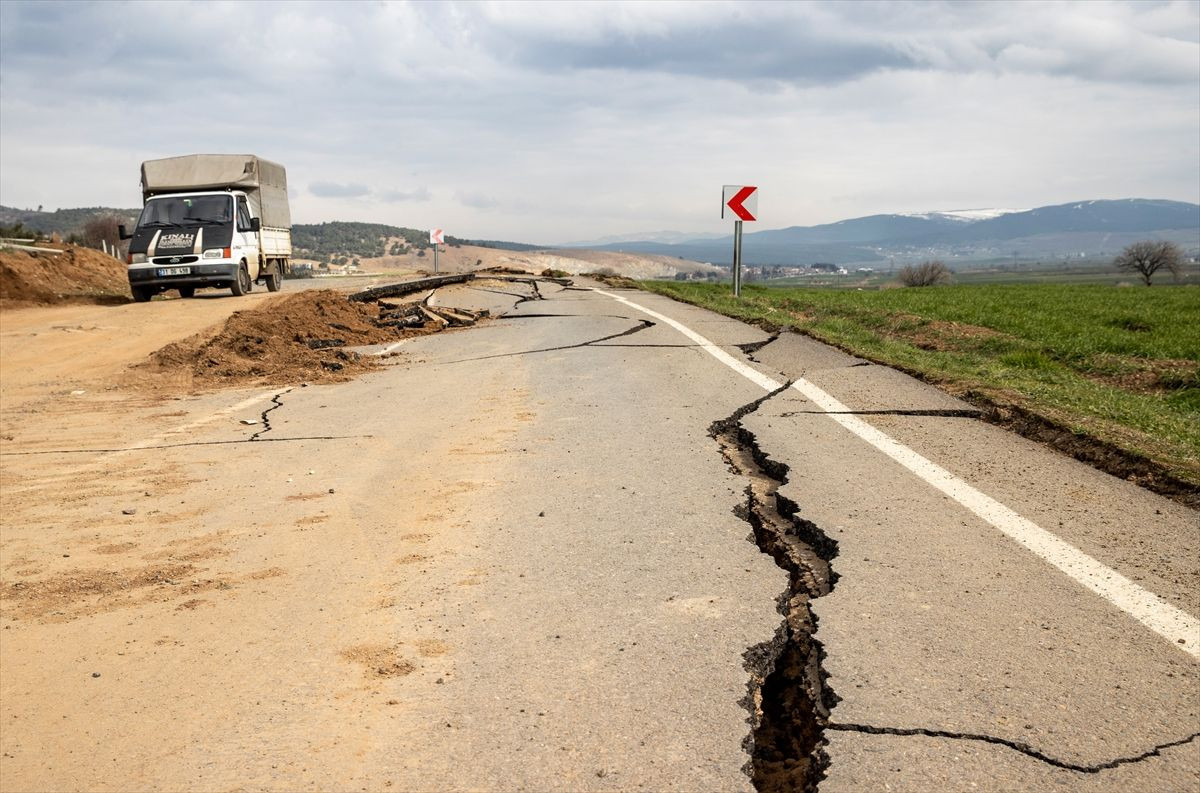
81, 215, 123, 249
898, 259, 950, 287
1113, 240, 1183, 286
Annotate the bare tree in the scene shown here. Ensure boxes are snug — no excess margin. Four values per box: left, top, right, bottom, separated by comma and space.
81, 214, 123, 249
1113, 240, 1183, 286
898, 259, 951, 287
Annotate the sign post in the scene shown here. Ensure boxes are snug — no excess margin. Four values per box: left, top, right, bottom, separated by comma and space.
429, 228, 445, 274
721, 185, 757, 297
732, 220, 743, 296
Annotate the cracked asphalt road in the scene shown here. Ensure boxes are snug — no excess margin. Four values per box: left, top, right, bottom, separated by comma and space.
1, 278, 1197, 791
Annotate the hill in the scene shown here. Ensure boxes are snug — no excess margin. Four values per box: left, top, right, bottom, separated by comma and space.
0, 205, 140, 239
584, 199, 1200, 267
942, 199, 1200, 242
13, 198, 1197, 271
291, 221, 542, 262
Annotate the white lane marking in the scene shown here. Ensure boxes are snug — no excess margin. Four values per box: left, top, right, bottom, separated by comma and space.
595, 290, 780, 391
595, 288, 1200, 658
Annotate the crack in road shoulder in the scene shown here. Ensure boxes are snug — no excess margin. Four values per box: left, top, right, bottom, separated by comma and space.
779, 408, 982, 418
827, 723, 1200, 774
736, 332, 781, 364
440, 319, 655, 364
0, 435, 371, 456
249, 387, 293, 441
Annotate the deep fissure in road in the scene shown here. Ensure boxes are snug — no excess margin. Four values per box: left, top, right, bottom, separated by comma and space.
710, 386, 841, 793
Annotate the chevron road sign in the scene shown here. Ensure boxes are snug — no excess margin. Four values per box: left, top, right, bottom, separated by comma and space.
721, 185, 758, 296
722, 185, 758, 221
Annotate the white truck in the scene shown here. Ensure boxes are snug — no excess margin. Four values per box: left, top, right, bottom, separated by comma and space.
121, 154, 292, 301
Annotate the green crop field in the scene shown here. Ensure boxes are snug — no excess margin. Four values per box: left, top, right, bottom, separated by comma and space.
639, 281, 1200, 492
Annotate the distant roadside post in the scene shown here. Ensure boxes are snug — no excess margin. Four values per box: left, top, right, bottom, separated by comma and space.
722, 185, 757, 297
430, 228, 445, 274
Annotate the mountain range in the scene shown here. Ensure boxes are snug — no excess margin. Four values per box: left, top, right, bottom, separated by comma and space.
4, 198, 1197, 267
574, 199, 1200, 266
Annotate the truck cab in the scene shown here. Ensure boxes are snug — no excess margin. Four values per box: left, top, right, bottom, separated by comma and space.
125, 190, 270, 301
123, 154, 292, 302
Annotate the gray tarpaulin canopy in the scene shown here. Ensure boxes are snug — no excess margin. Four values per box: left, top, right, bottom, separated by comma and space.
140, 154, 291, 228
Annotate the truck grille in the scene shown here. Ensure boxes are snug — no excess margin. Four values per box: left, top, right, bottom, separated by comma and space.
152, 255, 199, 265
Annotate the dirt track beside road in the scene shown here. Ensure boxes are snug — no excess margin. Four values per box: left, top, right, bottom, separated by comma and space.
0, 280, 542, 791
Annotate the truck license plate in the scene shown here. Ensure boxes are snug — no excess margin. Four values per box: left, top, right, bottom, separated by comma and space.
156, 267, 191, 276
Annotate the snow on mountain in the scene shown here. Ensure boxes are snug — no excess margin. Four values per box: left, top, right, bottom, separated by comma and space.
900, 208, 1027, 222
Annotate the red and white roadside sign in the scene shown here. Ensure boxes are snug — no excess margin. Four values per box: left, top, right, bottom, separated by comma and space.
722, 185, 758, 221
429, 228, 445, 244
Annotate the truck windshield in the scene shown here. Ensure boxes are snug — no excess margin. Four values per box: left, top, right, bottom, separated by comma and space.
137, 195, 233, 228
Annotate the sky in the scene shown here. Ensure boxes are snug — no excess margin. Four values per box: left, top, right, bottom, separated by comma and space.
1, 0, 1198, 244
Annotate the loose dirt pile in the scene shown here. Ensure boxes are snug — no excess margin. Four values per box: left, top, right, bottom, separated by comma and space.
585, 272, 640, 289
0, 244, 131, 306
137, 289, 440, 389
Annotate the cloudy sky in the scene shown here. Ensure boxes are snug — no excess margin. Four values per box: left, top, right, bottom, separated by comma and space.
1, 0, 1197, 243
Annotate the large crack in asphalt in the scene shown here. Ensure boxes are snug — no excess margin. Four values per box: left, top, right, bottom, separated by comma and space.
825, 723, 1200, 774
471, 286, 534, 300
735, 333, 781, 363
710, 384, 840, 793
439, 318, 656, 364
779, 408, 982, 418
506, 278, 543, 306
497, 313, 635, 320
716, 339, 1193, 783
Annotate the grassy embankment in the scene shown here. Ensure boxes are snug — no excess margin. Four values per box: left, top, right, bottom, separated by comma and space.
640, 281, 1200, 496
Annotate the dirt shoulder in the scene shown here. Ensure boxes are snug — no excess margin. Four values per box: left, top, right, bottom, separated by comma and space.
1, 290, 280, 411
0, 280, 540, 791
0, 243, 132, 307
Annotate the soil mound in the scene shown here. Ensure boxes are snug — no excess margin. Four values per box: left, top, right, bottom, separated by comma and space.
0, 244, 131, 306
138, 289, 437, 389
585, 272, 639, 289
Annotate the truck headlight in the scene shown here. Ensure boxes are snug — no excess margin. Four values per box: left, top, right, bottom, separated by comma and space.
202, 248, 226, 259
130, 253, 146, 264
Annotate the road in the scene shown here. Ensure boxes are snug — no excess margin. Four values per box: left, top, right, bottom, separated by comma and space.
0, 277, 1196, 792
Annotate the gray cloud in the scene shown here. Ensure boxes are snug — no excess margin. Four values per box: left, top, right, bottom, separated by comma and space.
456, 192, 500, 210
379, 187, 432, 203
462, 1, 1200, 86
503, 26, 916, 85
310, 182, 370, 198
0, 1, 1196, 242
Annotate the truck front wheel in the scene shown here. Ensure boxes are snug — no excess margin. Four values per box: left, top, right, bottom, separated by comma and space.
230, 262, 252, 297
132, 286, 154, 303
264, 261, 282, 292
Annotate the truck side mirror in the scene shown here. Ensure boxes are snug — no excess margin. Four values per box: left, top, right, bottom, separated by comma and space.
118, 224, 131, 240
249, 217, 261, 232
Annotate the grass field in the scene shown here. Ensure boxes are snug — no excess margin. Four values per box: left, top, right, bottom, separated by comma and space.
639, 281, 1200, 491
760, 261, 1200, 289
